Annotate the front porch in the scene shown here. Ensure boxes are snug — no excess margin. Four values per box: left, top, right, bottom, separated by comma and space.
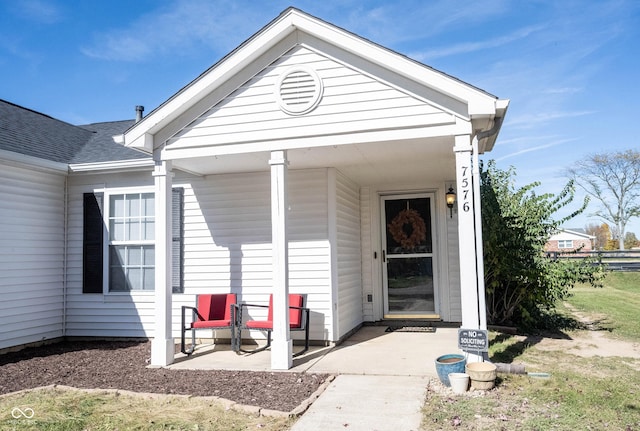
167, 324, 460, 377
122, 8, 508, 369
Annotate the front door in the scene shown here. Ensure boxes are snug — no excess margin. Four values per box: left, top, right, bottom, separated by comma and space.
382, 194, 437, 318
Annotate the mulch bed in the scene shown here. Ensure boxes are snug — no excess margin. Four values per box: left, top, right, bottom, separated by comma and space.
0, 340, 328, 412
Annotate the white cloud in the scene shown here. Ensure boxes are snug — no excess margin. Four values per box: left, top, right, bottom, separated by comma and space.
495, 138, 578, 162
13, 0, 62, 24
411, 25, 544, 61
505, 111, 596, 130
81, 0, 262, 62
495, 134, 561, 147
340, 0, 510, 47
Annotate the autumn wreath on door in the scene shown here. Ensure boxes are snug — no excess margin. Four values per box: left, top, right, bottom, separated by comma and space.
388, 208, 427, 250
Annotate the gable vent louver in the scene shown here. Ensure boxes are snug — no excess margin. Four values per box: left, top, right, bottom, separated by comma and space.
275, 66, 323, 115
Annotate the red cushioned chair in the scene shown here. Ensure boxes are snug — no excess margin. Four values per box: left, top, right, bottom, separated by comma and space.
231, 294, 310, 357
181, 293, 236, 355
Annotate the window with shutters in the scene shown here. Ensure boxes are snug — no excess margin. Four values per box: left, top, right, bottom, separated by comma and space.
82, 188, 183, 294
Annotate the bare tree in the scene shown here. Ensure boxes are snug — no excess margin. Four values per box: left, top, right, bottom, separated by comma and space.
569, 149, 640, 250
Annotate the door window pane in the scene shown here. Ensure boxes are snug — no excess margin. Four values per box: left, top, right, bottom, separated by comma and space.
387, 257, 434, 312
385, 198, 432, 254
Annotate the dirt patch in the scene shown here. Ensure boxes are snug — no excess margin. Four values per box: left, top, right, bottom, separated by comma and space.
534, 329, 640, 361
0, 340, 328, 413
532, 304, 640, 364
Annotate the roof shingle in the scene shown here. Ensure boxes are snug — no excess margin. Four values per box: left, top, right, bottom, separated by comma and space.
0, 99, 147, 165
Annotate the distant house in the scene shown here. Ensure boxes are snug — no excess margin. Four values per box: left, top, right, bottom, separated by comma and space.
545, 228, 595, 253
0, 8, 509, 368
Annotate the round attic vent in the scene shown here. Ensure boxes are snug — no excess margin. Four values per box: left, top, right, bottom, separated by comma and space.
275, 66, 323, 115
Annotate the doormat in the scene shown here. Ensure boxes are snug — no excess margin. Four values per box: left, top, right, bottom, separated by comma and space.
385, 326, 436, 333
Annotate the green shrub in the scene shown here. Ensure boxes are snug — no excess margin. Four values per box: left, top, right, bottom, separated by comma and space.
480, 160, 603, 328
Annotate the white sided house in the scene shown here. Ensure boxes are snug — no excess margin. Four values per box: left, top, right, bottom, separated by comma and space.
0, 8, 508, 369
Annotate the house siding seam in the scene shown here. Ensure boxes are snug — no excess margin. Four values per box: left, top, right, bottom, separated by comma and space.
0, 162, 66, 350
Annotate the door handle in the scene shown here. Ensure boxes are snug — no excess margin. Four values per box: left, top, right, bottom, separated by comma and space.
382, 250, 386, 262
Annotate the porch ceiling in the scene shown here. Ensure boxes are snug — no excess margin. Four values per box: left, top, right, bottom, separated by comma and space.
172, 136, 456, 185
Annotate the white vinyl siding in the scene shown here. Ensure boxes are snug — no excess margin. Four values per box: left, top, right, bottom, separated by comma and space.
65, 169, 335, 342
334, 170, 363, 339
360, 187, 376, 322
0, 162, 65, 350
165, 46, 452, 152
445, 213, 462, 321
66, 172, 156, 338
182, 169, 332, 342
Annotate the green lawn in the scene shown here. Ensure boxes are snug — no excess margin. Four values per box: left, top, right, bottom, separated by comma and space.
421, 271, 640, 431
566, 271, 640, 340
423, 342, 640, 430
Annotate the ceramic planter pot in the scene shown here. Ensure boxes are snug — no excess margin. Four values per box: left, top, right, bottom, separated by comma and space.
435, 354, 466, 386
466, 361, 497, 390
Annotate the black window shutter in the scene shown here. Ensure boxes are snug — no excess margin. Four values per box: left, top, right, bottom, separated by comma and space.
83, 192, 104, 293
172, 187, 184, 294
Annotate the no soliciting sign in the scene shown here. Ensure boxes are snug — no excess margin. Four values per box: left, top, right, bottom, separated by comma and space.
458, 329, 489, 352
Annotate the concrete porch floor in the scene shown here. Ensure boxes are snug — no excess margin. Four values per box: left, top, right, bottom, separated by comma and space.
168, 325, 460, 376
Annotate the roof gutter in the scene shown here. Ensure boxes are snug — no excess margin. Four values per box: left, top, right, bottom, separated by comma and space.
477, 114, 504, 142
0, 149, 69, 173
474, 114, 505, 153
68, 158, 154, 174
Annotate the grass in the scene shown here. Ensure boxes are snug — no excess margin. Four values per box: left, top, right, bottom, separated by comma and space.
0, 388, 294, 431
423, 342, 640, 430
565, 272, 640, 341
421, 271, 640, 430
2, 272, 638, 430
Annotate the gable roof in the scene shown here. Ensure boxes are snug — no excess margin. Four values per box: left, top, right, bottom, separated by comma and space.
124, 7, 508, 154
551, 228, 596, 240
0, 99, 147, 166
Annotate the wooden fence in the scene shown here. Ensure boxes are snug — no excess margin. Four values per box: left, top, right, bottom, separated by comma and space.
546, 250, 640, 272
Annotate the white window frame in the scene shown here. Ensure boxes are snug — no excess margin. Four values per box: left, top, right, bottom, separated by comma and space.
558, 239, 574, 249
102, 187, 155, 294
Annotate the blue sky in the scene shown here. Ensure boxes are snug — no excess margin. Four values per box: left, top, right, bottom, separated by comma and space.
1, 0, 638, 234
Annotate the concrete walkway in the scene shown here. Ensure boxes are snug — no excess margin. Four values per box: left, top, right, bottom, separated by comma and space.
170, 325, 460, 430
290, 374, 428, 431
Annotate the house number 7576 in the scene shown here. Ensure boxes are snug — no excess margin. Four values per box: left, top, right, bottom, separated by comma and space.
460, 166, 471, 212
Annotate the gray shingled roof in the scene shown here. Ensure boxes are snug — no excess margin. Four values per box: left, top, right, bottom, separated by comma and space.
73, 120, 147, 163
0, 99, 148, 165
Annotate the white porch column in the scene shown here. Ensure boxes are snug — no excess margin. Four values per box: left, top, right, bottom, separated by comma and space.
453, 135, 483, 362
269, 150, 292, 370
471, 136, 488, 330
151, 159, 174, 366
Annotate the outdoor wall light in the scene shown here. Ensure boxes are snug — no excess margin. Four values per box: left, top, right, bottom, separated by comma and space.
445, 187, 456, 218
